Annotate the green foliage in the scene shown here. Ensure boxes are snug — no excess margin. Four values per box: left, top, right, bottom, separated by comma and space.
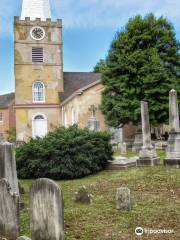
16, 125, 113, 179
101, 14, 180, 127
6, 127, 16, 142
93, 59, 106, 73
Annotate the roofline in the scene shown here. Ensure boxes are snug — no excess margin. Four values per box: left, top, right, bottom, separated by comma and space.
60, 80, 101, 106
0, 92, 15, 108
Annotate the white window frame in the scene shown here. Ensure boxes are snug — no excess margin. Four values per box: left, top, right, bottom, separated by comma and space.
64, 111, 67, 128
71, 108, 76, 125
32, 81, 45, 103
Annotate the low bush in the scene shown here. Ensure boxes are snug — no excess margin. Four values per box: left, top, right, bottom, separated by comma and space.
16, 125, 113, 179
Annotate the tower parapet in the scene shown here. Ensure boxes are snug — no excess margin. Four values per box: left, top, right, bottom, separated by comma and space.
21, 0, 51, 21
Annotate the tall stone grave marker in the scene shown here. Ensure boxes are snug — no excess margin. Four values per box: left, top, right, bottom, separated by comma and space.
0, 142, 19, 195
87, 105, 100, 131
0, 179, 19, 240
30, 178, 64, 240
137, 101, 160, 166
164, 89, 180, 167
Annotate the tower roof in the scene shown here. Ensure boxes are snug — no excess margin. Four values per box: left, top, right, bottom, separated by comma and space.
21, 0, 51, 20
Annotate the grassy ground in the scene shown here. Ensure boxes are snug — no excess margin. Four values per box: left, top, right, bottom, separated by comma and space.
19, 150, 180, 240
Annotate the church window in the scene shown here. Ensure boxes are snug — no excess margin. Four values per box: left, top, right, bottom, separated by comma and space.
33, 81, 45, 103
71, 108, 76, 125
32, 47, 43, 62
0, 112, 3, 122
64, 111, 67, 128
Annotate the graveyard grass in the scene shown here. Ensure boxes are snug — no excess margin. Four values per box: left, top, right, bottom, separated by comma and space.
20, 150, 180, 240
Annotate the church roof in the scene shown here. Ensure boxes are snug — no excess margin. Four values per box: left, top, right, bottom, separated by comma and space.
61, 72, 101, 103
0, 93, 15, 108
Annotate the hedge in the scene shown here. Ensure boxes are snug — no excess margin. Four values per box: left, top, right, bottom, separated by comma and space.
16, 125, 113, 179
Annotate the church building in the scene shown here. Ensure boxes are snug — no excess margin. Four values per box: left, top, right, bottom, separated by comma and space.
14, 0, 109, 141
12, 0, 137, 143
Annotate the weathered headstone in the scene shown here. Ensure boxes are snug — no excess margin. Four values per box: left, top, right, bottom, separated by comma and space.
116, 187, 131, 211
18, 182, 25, 194
0, 179, 19, 240
137, 101, 160, 166
73, 186, 92, 204
16, 237, 32, 240
87, 105, 100, 131
164, 89, 180, 168
107, 156, 137, 170
30, 178, 64, 240
120, 142, 127, 155
0, 143, 19, 195
132, 128, 143, 151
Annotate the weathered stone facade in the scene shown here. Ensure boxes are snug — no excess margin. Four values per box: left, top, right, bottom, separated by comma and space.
14, 17, 63, 141
61, 81, 108, 131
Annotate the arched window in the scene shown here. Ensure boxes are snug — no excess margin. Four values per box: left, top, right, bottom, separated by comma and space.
71, 108, 76, 125
64, 111, 67, 128
33, 81, 45, 103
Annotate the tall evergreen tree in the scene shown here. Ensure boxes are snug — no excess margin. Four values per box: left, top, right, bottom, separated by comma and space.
94, 59, 106, 73
101, 14, 180, 127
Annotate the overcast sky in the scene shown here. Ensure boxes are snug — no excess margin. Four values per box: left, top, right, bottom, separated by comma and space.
0, 0, 180, 94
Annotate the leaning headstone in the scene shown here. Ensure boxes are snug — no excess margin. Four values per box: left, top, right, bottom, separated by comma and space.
16, 237, 32, 240
30, 178, 64, 240
73, 186, 92, 204
164, 89, 180, 168
0, 178, 19, 240
116, 187, 131, 211
0, 142, 19, 195
137, 101, 160, 166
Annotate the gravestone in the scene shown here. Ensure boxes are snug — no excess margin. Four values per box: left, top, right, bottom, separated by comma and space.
132, 128, 143, 151
73, 186, 92, 204
0, 179, 19, 240
120, 142, 127, 155
137, 101, 160, 166
164, 89, 180, 168
0, 142, 19, 195
87, 105, 100, 131
107, 156, 137, 170
116, 187, 131, 211
16, 237, 31, 240
30, 178, 64, 240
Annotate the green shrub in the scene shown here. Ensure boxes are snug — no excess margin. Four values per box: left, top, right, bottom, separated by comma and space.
16, 125, 113, 179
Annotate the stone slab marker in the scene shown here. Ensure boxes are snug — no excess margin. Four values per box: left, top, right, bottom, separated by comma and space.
137, 101, 160, 166
0, 143, 19, 195
0, 179, 19, 240
17, 237, 31, 240
116, 187, 131, 211
30, 178, 64, 240
164, 89, 180, 168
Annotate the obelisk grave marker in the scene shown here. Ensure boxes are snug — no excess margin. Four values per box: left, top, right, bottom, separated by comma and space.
137, 101, 160, 166
164, 89, 180, 168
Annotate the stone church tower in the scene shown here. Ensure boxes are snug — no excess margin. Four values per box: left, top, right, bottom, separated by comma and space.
14, 0, 63, 141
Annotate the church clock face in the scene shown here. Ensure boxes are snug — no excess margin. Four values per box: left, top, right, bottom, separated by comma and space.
30, 26, 45, 41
